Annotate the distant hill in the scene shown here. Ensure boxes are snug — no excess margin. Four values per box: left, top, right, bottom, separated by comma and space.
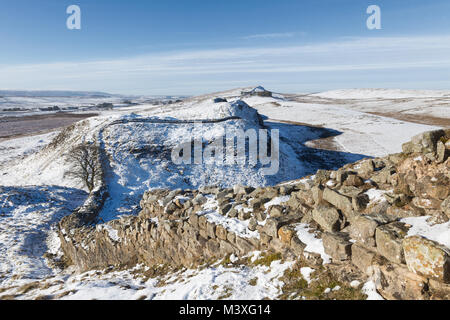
0, 90, 114, 98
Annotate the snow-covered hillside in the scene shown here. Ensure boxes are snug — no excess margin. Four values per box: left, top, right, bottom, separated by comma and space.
311, 88, 450, 99
0, 86, 448, 300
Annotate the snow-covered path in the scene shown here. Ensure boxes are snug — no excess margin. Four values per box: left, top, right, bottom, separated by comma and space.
0, 186, 87, 288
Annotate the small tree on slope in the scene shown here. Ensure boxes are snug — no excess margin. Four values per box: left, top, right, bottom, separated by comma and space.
66, 142, 101, 192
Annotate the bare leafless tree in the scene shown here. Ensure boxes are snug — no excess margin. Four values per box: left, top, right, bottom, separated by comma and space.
66, 143, 102, 192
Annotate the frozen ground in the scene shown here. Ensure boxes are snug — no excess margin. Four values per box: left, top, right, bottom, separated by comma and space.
0, 87, 448, 300
0, 186, 87, 289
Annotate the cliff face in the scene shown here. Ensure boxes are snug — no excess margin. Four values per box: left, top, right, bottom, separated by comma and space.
58, 129, 450, 300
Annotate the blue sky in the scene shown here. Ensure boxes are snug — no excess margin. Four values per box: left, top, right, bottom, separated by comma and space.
1, 0, 450, 95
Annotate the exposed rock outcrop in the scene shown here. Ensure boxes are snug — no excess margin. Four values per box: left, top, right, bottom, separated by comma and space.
58, 129, 450, 300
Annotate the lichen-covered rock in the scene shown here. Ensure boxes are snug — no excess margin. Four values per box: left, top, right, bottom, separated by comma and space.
368, 263, 430, 300
403, 236, 450, 283
290, 236, 306, 255
350, 214, 393, 247
263, 218, 280, 238
312, 204, 342, 233
218, 203, 232, 215
268, 205, 283, 217
343, 174, 364, 187
248, 217, 258, 231
277, 225, 295, 245
357, 159, 375, 179
436, 140, 448, 163
322, 188, 354, 218
405, 130, 446, 155
322, 232, 352, 261
376, 222, 410, 264
351, 243, 379, 273
442, 196, 450, 219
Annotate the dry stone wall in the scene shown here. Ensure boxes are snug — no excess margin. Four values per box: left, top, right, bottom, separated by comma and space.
58, 129, 450, 300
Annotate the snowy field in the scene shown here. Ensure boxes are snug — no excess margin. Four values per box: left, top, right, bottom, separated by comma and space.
0, 87, 448, 300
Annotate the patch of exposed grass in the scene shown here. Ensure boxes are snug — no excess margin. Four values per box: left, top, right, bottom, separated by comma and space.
17, 281, 40, 295
279, 263, 367, 300
0, 294, 20, 300
251, 252, 283, 267
131, 263, 173, 283
217, 286, 233, 300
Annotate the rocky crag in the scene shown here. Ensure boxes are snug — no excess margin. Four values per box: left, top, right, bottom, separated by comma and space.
58, 129, 450, 300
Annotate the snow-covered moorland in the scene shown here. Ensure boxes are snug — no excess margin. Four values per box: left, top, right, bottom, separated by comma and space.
0, 87, 448, 300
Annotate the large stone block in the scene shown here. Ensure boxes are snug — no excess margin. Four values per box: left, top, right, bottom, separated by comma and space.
263, 218, 280, 238
411, 130, 445, 154
206, 221, 216, 239
311, 185, 324, 205
403, 236, 450, 283
350, 214, 394, 247
277, 225, 295, 245
442, 196, 450, 219
198, 215, 208, 230
323, 188, 354, 218
235, 237, 254, 254
312, 204, 342, 232
369, 263, 429, 300
215, 225, 228, 240
375, 222, 409, 264
322, 232, 352, 261
351, 243, 379, 273
290, 236, 306, 256
219, 240, 237, 255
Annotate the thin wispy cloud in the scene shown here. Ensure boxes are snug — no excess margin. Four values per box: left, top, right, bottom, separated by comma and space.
1, 35, 450, 94
241, 32, 302, 40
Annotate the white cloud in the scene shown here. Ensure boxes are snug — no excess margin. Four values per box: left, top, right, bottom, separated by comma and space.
1, 35, 450, 94
241, 32, 301, 40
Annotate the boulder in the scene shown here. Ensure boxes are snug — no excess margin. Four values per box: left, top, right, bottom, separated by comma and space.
312, 204, 342, 233
415, 175, 449, 200
263, 218, 281, 238
322, 232, 352, 261
441, 196, 450, 219
343, 174, 364, 187
314, 169, 330, 184
403, 236, 450, 283
254, 210, 267, 222
375, 222, 410, 264
352, 193, 370, 211
412, 197, 442, 210
238, 210, 251, 221
206, 222, 216, 239
404, 130, 446, 155
277, 225, 295, 245
322, 188, 354, 218
215, 225, 228, 240
248, 217, 258, 231
219, 240, 236, 255
311, 185, 324, 205
192, 194, 207, 205
213, 97, 227, 103
233, 185, 254, 195
290, 236, 306, 256
235, 237, 254, 254
350, 214, 393, 247
228, 207, 238, 218
436, 140, 448, 163
351, 243, 379, 273
357, 159, 375, 179
369, 263, 430, 300
219, 203, 232, 215
371, 168, 396, 185
268, 205, 283, 218
259, 232, 272, 246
